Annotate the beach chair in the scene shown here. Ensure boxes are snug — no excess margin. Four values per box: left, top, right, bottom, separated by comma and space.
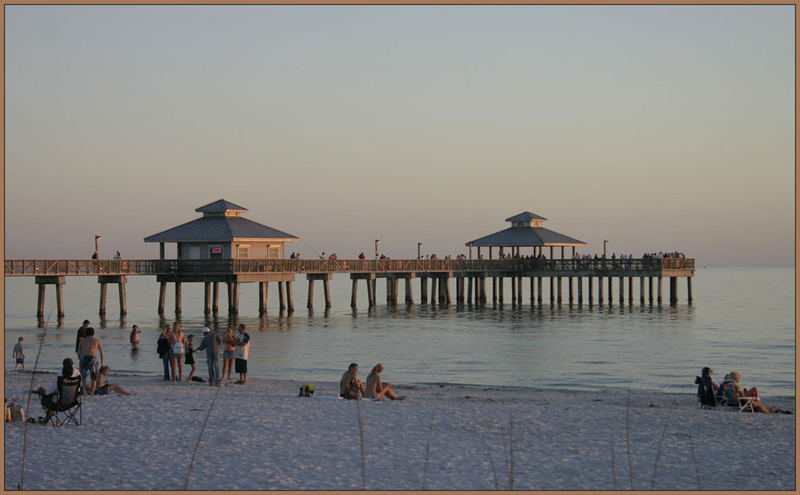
695, 375, 718, 409
40, 375, 82, 426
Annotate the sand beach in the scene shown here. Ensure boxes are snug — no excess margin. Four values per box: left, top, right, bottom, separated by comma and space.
3, 369, 795, 491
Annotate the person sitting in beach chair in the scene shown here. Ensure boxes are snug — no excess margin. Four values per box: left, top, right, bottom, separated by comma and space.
719, 371, 782, 414
32, 358, 82, 426
340, 363, 365, 400
695, 367, 721, 408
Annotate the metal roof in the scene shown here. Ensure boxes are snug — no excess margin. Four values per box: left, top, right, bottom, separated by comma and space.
505, 211, 547, 223
195, 199, 248, 214
144, 215, 298, 243
466, 226, 586, 247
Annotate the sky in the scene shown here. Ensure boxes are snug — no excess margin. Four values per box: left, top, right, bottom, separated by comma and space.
4, 5, 795, 267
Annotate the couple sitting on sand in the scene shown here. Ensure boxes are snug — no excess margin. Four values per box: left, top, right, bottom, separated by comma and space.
698, 367, 789, 414
340, 363, 403, 400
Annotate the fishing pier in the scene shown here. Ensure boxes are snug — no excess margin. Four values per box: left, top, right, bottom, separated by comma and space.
4, 257, 695, 318
4, 200, 695, 318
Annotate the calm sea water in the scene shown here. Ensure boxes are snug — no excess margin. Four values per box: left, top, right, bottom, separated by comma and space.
3, 267, 795, 397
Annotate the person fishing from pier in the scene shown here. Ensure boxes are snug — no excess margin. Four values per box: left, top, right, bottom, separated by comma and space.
77, 327, 104, 395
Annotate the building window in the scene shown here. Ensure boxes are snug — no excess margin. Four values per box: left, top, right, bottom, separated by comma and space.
238, 245, 250, 259
268, 246, 280, 259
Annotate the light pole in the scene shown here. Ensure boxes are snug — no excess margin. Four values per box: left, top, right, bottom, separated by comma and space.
417, 242, 423, 259
94, 235, 103, 258
375, 239, 381, 259
603, 240, 608, 258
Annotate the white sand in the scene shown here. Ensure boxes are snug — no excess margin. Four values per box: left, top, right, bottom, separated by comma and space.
3, 370, 795, 491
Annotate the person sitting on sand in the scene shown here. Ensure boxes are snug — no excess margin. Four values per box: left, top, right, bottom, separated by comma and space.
720, 371, 784, 413
365, 363, 401, 400
340, 363, 365, 399
93, 365, 132, 396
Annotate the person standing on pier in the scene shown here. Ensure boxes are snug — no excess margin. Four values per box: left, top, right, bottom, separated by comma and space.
75, 319, 90, 358
234, 324, 250, 385
197, 327, 222, 387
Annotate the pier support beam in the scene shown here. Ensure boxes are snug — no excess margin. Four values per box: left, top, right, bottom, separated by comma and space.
607, 277, 613, 306
213, 282, 219, 313
258, 282, 268, 315
175, 282, 183, 315
568, 277, 573, 305
98, 275, 127, 316
669, 276, 678, 306
278, 282, 286, 310
687, 277, 693, 305
405, 278, 414, 304
493, 277, 499, 306
420, 277, 428, 303
537, 277, 543, 305
285, 281, 294, 312
306, 274, 333, 309
556, 277, 562, 305
588, 277, 594, 307
640, 277, 645, 305
648, 277, 654, 305
158, 282, 167, 315
657, 276, 663, 305
35, 276, 66, 318
517, 276, 522, 306
498, 277, 504, 305
628, 277, 633, 305
577, 277, 583, 305
598, 277, 604, 305
205, 282, 212, 315
618, 277, 624, 307
550, 277, 555, 305
530, 277, 535, 306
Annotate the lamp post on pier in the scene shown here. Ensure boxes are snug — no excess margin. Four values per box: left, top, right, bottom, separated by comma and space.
603, 240, 608, 258
94, 234, 103, 258
417, 242, 423, 259
375, 239, 381, 259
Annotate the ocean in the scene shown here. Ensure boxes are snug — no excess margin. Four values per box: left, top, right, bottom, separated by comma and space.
3, 267, 795, 397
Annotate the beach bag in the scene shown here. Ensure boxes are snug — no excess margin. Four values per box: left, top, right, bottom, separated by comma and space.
172, 341, 184, 354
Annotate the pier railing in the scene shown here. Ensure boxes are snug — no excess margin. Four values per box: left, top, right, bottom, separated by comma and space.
5, 257, 694, 277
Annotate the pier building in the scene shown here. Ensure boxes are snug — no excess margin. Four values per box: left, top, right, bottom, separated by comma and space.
142, 199, 299, 316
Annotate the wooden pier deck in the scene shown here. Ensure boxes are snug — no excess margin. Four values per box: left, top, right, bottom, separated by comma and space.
5, 258, 695, 317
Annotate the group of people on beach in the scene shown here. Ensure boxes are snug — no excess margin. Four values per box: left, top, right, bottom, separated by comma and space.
339, 362, 404, 400
159, 323, 251, 387
696, 367, 790, 414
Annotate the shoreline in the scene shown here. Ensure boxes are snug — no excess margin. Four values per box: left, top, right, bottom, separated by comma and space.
4, 369, 795, 491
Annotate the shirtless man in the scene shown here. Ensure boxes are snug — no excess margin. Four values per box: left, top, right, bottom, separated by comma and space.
77, 327, 104, 395
339, 363, 366, 399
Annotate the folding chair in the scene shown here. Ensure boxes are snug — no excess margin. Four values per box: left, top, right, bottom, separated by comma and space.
40, 375, 82, 426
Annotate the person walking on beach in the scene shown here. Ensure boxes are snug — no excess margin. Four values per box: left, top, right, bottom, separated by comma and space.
197, 327, 222, 387
340, 363, 365, 399
12, 337, 25, 370
170, 323, 186, 382
234, 324, 250, 385
75, 319, 90, 358
222, 327, 236, 381
185, 334, 196, 382
77, 327, 104, 395
129, 325, 142, 351
157, 326, 172, 381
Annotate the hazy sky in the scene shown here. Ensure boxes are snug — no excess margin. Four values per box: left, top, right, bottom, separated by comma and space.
4, 5, 794, 267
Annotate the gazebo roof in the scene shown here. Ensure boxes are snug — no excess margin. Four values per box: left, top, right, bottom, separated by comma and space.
466, 212, 586, 247
144, 200, 298, 243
